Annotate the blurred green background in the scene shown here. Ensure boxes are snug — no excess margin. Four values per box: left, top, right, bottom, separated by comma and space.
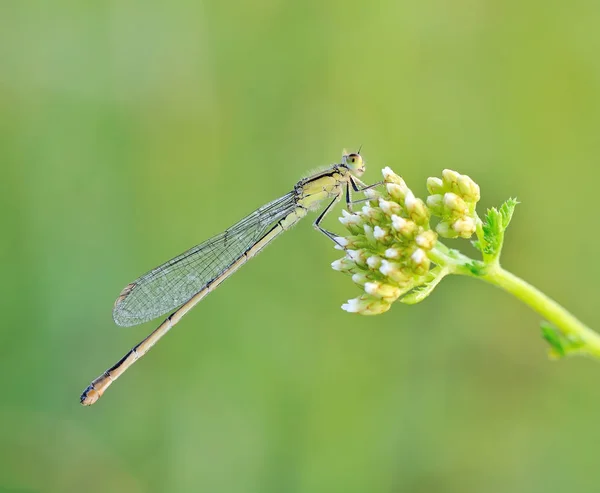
2, 0, 600, 492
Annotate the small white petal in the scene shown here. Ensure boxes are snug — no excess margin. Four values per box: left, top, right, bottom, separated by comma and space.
382, 166, 394, 178
426, 194, 443, 210
367, 256, 382, 269
379, 198, 400, 216
382, 166, 403, 185
346, 249, 365, 263
436, 221, 456, 238
411, 248, 426, 265
379, 260, 410, 284
364, 282, 379, 296
415, 231, 436, 249
453, 218, 471, 231
452, 217, 476, 235
364, 188, 379, 199
385, 248, 401, 259
373, 226, 386, 240
331, 259, 344, 271
379, 260, 394, 276
404, 190, 416, 209
442, 169, 460, 185
443, 193, 467, 214
340, 212, 362, 226
458, 175, 479, 200
341, 298, 361, 312
386, 183, 404, 197
362, 205, 375, 216
426, 177, 444, 194
390, 214, 406, 232
352, 273, 368, 285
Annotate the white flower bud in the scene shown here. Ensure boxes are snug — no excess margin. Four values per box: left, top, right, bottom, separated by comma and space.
426, 194, 444, 215
384, 247, 401, 259
352, 273, 369, 286
339, 210, 364, 234
380, 260, 411, 285
426, 177, 445, 195
364, 188, 380, 201
457, 175, 480, 203
452, 217, 476, 238
442, 169, 460, 188
366, 255, 382, 270
342, 295, 391, 315
331, 258, 355, 272
415, 230, 437, 250
365, 281, 402, 301
390, 214, 417, 237
382, 166, 403, 185
443, 193, 468, 215
410, 248, 426, 265
341, 297, 365, 313
436, 221, 458, 238
373, 225, 391, 243
379, 198, 402, 217
386, 182, 407, 202
404, 190, 416, 210
410, 248, 430, 274
405, 193, 428, 224
361, 205, 376, 216
346, 249, 361, 262
346, 249, 367, 267
361, 204, 381, 222
333, 237, 349, 250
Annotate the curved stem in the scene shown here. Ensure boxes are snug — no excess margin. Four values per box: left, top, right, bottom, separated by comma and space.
475, 265, 600, 357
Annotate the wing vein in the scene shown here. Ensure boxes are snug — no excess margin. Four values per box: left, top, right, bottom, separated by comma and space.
112, 191, 297, 326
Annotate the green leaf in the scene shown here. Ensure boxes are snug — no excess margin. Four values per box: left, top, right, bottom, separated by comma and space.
499, 197, 519, 229
471, 239, 482, 252
482, 207, 501, 256
465, 261, 487, 276
540, 321, 585, 359
541, 321, 566, 358
400, 267, 449, 304
480, 198, 519, 262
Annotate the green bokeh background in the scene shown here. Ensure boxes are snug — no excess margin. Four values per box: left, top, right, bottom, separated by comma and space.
2, 1, 599, 492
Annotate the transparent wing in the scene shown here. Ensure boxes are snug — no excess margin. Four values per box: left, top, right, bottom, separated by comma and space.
113, 191, 297, 327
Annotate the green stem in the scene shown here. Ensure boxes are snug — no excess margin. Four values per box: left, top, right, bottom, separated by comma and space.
428, 243, 478, 271
475, 265, 600, 357
428, 241, 600, 357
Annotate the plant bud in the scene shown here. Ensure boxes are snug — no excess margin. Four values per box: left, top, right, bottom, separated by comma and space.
443, 193, 468, 215
415, 230, 437, 250
457, 175, 480, 202
426, 177, 445, 195
452, 217, 476, 238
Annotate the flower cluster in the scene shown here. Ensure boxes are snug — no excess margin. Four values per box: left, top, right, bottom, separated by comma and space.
426, 170, 480, 239
332, 167, 438, 315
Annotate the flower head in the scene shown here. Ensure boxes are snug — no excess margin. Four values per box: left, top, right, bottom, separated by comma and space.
332, 167, 439, 314
426, 169, 480, 239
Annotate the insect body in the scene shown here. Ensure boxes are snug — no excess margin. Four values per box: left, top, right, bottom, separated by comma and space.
81, 151, 371, 405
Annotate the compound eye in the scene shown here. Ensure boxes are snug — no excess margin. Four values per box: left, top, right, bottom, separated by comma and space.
346, 153, 362, 167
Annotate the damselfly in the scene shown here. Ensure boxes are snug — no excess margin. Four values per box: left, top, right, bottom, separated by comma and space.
81, 151, 376, 405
